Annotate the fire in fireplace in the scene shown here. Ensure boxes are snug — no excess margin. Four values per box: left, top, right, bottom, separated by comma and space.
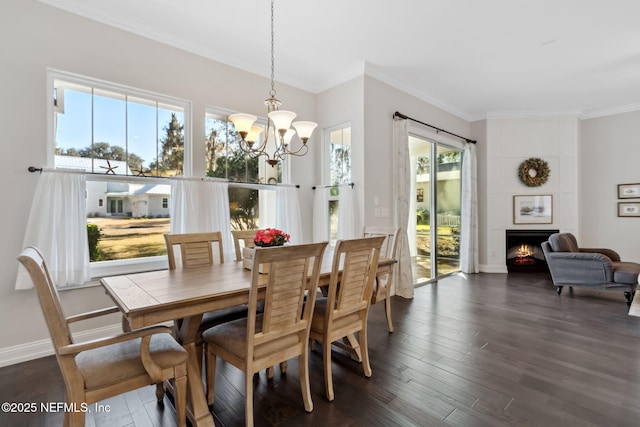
505, 229, 558, 272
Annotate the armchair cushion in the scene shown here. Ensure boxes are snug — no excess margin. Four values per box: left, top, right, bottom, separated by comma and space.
75, 333, 187, 390
613, 262, 640, 285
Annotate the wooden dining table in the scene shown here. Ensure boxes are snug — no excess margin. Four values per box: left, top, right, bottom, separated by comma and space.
100, 248, 396, 427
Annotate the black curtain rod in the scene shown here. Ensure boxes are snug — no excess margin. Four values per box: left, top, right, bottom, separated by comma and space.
27, 166, 299, 187
312, 183, 354, 190
393, 111, 476, 144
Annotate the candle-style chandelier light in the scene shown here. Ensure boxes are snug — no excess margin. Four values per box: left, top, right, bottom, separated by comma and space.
228, 0, 317, 167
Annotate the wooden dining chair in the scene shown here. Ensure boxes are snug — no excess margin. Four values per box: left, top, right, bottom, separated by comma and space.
362, 226, 400, 332
309, 236, 384, 401
202, 242, 328, 427
230, 229, 286, 378
231, 229, 257, 262
18, 247, 188, 427
164, 232, 248, 370
164, 231, 226, 268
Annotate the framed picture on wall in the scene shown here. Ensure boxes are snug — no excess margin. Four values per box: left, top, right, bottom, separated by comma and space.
618, 202, 640, 217
618, 183, 640, 199
513, 195, 553, 224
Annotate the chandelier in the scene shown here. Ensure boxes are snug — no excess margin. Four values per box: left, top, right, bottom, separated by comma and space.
228, 0, 317, 167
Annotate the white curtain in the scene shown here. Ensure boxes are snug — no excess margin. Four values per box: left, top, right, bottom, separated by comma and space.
169, 177, 234, 262
275, 185, 303, 244
337, 184, 358, 240
312, 187, 329, 243
16, 170, 90, 289
394, 118, 415, 298
460, 143, 479, 273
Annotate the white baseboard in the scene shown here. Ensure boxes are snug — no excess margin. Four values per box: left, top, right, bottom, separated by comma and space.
479, 264, 508, 273
0, 323, 122, 368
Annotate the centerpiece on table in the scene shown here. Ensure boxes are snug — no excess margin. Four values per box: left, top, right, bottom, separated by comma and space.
242, 228, 290, 274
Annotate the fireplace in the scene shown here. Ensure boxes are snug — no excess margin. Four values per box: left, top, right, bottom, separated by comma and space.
505, 229, 558, 273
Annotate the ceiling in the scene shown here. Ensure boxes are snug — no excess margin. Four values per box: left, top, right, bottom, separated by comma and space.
39, 0, 640, 121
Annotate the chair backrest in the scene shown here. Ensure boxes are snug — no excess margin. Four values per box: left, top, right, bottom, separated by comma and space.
548, 232, 579, 253
164, 232, 225, 269
17, 247, 73, 353
247, 242, 328, 362
362, 226, 400, 260
326, 236, 385, 321
231, 230, 257, 262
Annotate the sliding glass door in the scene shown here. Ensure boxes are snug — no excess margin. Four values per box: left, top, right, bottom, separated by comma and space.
409, 135, 462, 284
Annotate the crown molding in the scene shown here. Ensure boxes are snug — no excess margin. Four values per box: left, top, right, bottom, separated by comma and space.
579, 103, 640, 120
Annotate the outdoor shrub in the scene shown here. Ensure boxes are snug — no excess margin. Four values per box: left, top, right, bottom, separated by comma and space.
87, 223, 103, 262
416, 207, 430, 225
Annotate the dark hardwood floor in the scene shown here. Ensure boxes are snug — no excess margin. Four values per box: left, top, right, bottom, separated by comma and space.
3, 272, 640, 426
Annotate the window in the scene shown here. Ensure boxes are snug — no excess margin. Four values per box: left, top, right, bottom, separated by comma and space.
325, 124, 351, 241
205, 109, 282, 231
51, 70, 189, 276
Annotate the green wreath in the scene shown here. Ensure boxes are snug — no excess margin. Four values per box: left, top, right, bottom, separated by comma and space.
518, 157, 550, 187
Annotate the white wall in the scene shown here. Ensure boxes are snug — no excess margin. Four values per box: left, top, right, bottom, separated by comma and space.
580, 111, 640, 260
0, 0, 316, 362
362, 76, 472, 229
481, 117, 579, 272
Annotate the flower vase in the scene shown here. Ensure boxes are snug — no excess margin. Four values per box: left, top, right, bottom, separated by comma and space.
242, 247, 275, 274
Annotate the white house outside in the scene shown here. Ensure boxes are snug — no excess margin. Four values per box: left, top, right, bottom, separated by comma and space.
55, 155, 171, 218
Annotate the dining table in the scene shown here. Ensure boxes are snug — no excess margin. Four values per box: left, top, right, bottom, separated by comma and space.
100, 246, 396, 427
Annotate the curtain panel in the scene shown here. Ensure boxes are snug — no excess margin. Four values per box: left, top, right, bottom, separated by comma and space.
169, 178, 234, 262
394, 118, 415, 298
16, 170, 90, 289
337, 184, 358, 240
460, 143, 479, 273
312, 187, 329, 243
275, 185, 303, 244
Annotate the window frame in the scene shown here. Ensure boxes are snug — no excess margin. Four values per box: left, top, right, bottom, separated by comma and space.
47, 69, 191, 280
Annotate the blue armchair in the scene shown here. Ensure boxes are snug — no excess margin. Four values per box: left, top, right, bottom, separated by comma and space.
541, 233, 640, 306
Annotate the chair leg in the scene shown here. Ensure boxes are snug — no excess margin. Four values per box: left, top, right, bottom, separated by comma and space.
205, 349, 217, 406
384, 283, 394, 333
322, 340, 334, 401
155, 382, 165, 404
556, 286, 563, 295
625, 291, 634, 306
174, 366, 188, 427
280, 361, 288, 374
245, 371, 254, 427
299, 347, 313, 412
360, 325, 372, 378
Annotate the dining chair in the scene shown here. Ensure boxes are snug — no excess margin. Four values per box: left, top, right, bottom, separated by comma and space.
362, 226, 400, 332
164, 232, 248, 370
164, 231, 226, 268
230, 229, 286, 378
18, 247, 188, 427
202, 242, 328, 427
309, 236, 384, 401
231, 229, 257, 262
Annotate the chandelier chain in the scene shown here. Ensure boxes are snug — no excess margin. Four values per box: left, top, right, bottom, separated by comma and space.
269, 0, 276, 98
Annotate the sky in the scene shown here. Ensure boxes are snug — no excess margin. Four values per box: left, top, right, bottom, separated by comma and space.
55, 87, 183, 169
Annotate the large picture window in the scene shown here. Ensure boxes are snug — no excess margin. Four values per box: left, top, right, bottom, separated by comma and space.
326, 124, 351, 241
51, 70, 189, 275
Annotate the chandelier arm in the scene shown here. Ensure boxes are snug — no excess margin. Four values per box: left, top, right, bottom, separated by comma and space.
280, 143, 309, 157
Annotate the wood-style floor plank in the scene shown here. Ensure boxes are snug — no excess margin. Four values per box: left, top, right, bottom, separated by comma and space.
3, 272, 640, 426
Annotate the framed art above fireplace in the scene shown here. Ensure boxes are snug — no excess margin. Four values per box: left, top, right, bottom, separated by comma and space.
513, 194, 553, 224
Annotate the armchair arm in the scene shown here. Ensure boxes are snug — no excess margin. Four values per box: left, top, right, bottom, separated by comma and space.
579, 248, 621, 262
66, 306, 121, 323
58, 325, 174, 355
545, 252, 614, 285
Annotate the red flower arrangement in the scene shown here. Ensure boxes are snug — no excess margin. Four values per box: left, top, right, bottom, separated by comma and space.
253, 228, 290, 247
